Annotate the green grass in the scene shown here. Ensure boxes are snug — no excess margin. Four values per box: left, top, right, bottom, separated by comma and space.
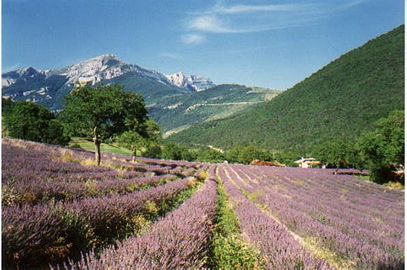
209, 176, 263, 269
69, 137, 133, 156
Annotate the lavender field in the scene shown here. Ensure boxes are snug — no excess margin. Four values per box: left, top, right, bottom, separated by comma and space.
2, 139, 404, 269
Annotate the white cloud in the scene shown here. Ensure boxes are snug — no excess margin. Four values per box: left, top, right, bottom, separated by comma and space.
187, 15, 301, 34
188, 16, 234, 33
182, 1, 368, 37
181, 34, 206, 45
212, 3, 310, 14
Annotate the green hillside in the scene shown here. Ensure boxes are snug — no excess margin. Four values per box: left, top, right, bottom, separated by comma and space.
168, 25, 404, 154
148, 84, 279, 135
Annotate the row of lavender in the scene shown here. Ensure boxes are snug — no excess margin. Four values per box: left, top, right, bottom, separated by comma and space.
2, 139, 201, 206
218, 166, 331, 269
2, 139, 208, 268
3, 176, 198, 267
221, 164, 404, 269
62, 166, 218, 269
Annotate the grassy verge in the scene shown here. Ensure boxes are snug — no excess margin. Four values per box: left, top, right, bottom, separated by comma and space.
69, 137, 133, 156
210, 176, 263, 269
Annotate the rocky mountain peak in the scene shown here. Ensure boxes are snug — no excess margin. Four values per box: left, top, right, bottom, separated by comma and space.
166, 72, 215, 91
62, 54, 132, 85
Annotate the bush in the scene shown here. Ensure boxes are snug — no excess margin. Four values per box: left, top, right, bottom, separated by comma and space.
143, 144, 162, 159
3, 100, 69, 145
226, 146, 272, 164
358, 111, 404, 184
197, 148, 225, 163
161, 143, 194, 161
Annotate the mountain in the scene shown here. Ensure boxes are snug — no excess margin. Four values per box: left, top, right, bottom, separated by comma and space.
148, 84, 279, 136
168, 25, 405, 153
2, 54, 187, 110
165, 72, 215, 92
2, 55, 276, 133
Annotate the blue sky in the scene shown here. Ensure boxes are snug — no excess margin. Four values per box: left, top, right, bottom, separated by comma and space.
2, 0, 404, 90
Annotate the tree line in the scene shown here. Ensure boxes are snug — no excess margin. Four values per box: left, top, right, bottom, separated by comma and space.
2, 84, 404, 185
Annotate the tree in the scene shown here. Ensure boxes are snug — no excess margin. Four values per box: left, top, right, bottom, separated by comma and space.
197, 148, 225, 163
116, 131, 145, 161
358, 111, 404, 183
144, 119, 162, 143
3, 101, 69, 145
59, 85, 148, 165
315, 139, 353, 169
226, 145, 271, 164
143, 144, 162, 159
2, 98, 14, 115
161, 143, 183, 160
116, 119, 162, 161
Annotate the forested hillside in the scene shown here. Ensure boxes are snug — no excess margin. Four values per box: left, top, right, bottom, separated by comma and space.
169, 25, 404, 154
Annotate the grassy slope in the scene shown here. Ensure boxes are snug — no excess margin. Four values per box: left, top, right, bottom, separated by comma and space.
168, 25, 404, 153
148, 84, 279, 133
69, 137, 132, 156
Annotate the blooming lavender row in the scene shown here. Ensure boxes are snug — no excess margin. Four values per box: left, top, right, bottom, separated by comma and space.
230, 165, 403, 229
235, 165, 404, 238
218, 166, 331, 269
2, 178, 196, 268
225, 165, 404, 269
2, 143, 110, 183
2, 142, 181, 185
3, 140, 200, 206
4, 174, 178, 206
67, 173, 217, 270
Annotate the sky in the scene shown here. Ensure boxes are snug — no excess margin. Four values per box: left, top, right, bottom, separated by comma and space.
2, 0, 404, 90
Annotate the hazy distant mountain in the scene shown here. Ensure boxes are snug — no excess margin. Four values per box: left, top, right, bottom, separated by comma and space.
168, 26, 405, 153
166, 72, 215, 92
2, 55, 276, 133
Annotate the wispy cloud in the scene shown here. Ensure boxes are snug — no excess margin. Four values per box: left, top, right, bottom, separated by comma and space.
187, 14, 317, 34
188, 16, 237, 33
183, 0, 368, 36
211, 3, 313, 14
181, 34, 206, 45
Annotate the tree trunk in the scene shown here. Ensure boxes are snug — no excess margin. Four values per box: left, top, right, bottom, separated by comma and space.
93, 126, 101, 166
131, 145, 136, 163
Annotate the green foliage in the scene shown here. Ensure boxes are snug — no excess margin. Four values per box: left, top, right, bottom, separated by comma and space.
44, 119, 70, 145
142, 144, 162, 158
161, 143, 194, 161
3, 100, 69, 145
60, 84, 148, 140
357, 110, 404, 183
144, 119, 162, 143
210, 177, 262, 269
315, 139, 354, 168
168, 26, 404, 154
2, 97, 15, 115
59, 84, 148, 165
226, 146, 273, 164
196, 148, 225, 163
116, 131, 145, 157
115, 119, 163, 158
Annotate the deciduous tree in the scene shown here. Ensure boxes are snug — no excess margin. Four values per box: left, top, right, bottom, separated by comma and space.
60, 85, 148, 165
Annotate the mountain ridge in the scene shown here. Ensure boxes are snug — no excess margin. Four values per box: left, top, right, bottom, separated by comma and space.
2, 55, 277, 133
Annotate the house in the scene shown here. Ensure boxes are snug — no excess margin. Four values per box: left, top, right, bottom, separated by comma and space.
294, 157, 321, 168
